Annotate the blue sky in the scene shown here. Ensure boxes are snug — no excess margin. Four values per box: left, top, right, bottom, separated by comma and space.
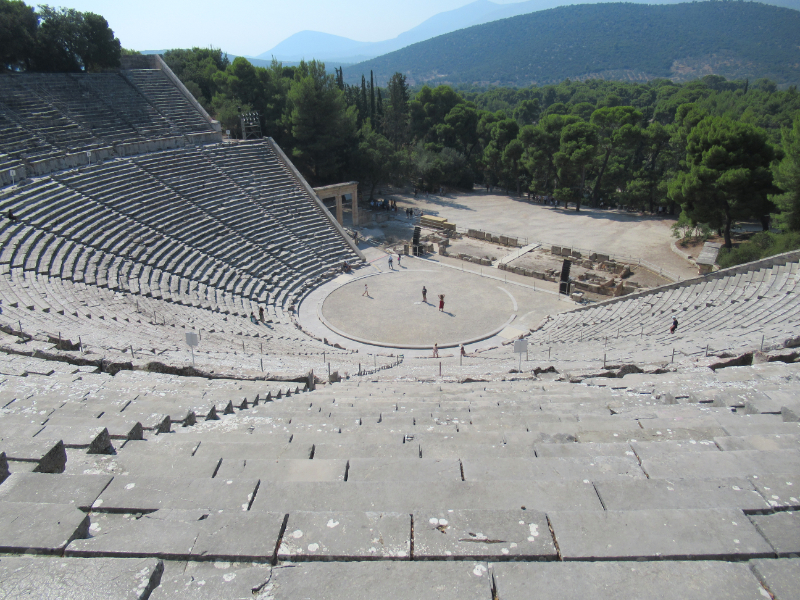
44, 0, 522, 57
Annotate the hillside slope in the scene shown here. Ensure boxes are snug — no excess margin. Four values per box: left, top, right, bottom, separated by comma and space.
342, 2, 800, 87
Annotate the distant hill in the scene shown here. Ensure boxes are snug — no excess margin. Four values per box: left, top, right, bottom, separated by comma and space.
341, 2, 800, 87
263, 0, 800, 65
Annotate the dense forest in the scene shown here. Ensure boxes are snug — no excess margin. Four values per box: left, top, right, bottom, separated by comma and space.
343, 2, 800, 88
160, 47, 800, 254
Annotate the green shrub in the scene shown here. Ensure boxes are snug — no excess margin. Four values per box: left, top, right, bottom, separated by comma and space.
717, 232, 800, 269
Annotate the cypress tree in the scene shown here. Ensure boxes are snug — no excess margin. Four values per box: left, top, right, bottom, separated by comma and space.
360, 75, 368, 122
370, 70, 375, 121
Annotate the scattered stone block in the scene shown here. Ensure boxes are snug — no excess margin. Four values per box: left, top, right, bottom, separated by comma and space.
548, 508, 773, 560
265, 561, 491, 599
492, 560, 767, 600
750, 558, 800, 600
278, 511, 409, 560
0, 502, 89, 554
0, 556, 163, 599
749, 512, 800, 556
413, 509, 555, 560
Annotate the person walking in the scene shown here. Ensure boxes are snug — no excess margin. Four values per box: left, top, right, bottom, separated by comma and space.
258, 306, 264, 322
388, 256, 393, 270
363, 284, 369, 297
438, 294, 445, 312
422, 286, 427, 303
432, 343, 439, 358
670, 317, 678, 334
460, 344, 466, 357
397, 253, 401, 267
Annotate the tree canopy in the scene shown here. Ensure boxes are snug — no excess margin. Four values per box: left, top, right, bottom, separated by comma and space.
1, 1, 120, 72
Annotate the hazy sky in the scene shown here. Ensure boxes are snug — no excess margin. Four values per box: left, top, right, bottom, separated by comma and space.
43, 0, 524, 57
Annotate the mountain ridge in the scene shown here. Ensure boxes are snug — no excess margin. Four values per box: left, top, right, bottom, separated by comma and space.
340, 1, 800, 87
261, 0, 800, 64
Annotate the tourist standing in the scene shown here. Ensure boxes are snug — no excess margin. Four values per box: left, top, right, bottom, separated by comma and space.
422, 286, 427, 303
432, 343, 439, 358
438, 294, 445, 312
363, 284, 369, 297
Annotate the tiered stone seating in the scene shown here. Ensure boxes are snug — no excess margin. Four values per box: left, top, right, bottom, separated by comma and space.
526, 251, 800, 367
0, 367, 798, 597
123, 69, 214, 133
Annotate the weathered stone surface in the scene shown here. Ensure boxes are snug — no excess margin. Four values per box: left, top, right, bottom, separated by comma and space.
264, 561, 491, 599
92, 476, 259, 512
548, 508, 773, 560
278, 511, 409, 560
715, 434, 800, 452
492, 560, 767, 600
0, 472, 112, 510
594, 478, 770, 512
461, 456, 644, 481
413, 509, 555, 560
750, 558, 800, 600
66, 511, 201, 560
749, 475, 800, 509
215, 458, 346, 481
36, 425, 113, 453
191, 510, 285, 562
192, 440, 312, 460
314, 443, 419, 459
1, 439, 66, 473
109, 453, 219, 478
0, 502, 89, 554
150, 563, 272, 600
630, 439, 719, 461
346, 458, 462, 481
68, 508, 285, 562
0, 556, 163, 600
643, 450, 800, 479
749, 512, 800, 556
533, 442, 633, 458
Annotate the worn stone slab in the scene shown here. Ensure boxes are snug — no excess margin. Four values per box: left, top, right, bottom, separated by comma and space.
534, 442, 633, 458
722, 422, 800, 437
0, 556, 163, 600
92, 476, 259, 512
251, 480, 602, 513
548, 508, 774, 560
214, 458, 346, 481
0, 502, 89, 554
643, 450, 800, 479
192, 440, 312, 460
1, 439, 66, 472
594, 478, 771, 512
462, 456, 644, 481
750, 512, 800, 556
35, 425, 112, 453
346, 458, 462, 481
492, 560, 768, 600
0, 472, 112, 510
150, 563, 272, 600
191, 510, 286, 562
278, 511, 409, 560
715, 434, 800, 452
66, 511, 201, 560
750, 559, 800, 600
119, 439, 199, 456
577, 426, 727, 443
314, 443, 420, 459
749, 475, 800, 510
414, 509, 555, 560
110, 453, 220, 478
264, 561, 491, 599
630, 439, 719, 461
